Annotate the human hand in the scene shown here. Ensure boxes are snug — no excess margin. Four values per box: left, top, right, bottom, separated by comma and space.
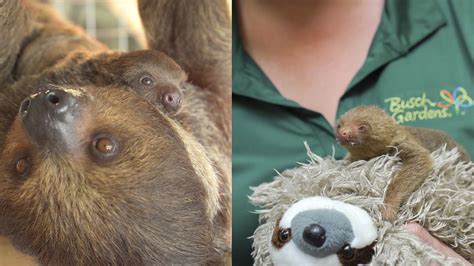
406, 222, 471, 265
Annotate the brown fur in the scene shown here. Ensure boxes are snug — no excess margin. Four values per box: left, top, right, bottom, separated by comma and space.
137, 1, 232, 258
63, 50, 188, 115
0, 0, 28, 85
0, 0, 231, 264
336, 106, 470, 221
12, 0, 107, 78
336, 243, 375, 266
138, 0, 231, 95
271, 218, 291, 249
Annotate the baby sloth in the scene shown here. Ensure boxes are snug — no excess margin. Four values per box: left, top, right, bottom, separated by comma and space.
83, 50, 186, 115
335, 106, 470, 221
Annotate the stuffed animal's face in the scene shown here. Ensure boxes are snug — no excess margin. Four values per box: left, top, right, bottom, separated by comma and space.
269, 197, 377, 266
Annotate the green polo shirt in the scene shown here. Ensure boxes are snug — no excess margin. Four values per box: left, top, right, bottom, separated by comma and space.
233, 0, 474, 265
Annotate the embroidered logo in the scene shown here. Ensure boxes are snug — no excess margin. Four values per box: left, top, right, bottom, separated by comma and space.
384, 87, 473, 124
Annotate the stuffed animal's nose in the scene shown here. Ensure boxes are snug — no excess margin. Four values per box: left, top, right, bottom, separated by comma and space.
303, 224, 326, 247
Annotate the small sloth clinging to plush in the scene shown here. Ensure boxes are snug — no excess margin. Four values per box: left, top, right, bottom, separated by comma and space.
335, 105, 470, 221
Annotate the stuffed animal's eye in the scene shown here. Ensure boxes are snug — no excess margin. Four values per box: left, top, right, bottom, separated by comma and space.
341, 244, 354, 259
358, 125, 367, 132
15, 158, 31, 177
139, 75, 154, 86
337, 124, 341, 129
278, 228, 291, 243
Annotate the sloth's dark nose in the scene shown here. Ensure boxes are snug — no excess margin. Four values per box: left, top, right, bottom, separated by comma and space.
303, 224, 326, 247
20, 88, 84, 150
20, 89, 77, 117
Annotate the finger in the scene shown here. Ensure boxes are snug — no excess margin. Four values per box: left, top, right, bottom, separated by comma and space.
405, 222, 471, 265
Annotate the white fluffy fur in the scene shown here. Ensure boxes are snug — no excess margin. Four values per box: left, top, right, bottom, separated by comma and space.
250, 144, 473, 265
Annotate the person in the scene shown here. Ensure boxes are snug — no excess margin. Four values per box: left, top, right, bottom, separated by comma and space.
232, 0, 474, 265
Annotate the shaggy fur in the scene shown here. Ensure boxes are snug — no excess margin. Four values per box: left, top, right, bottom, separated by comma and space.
138, 0, 231, 95
55, 50, 189, 115
0, 0, 28, 84
250, 144, 473, 265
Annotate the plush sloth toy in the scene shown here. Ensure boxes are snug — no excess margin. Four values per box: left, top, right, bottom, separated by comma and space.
268, 196, 378, 265
250, 144, 473, 265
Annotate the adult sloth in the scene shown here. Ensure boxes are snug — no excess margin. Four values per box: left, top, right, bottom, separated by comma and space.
0, 0, 231, 265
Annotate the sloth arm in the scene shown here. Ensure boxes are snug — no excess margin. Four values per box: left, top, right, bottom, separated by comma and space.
0, 1, 29, 85
383, 139, 434, 222
137, 0, 231, 94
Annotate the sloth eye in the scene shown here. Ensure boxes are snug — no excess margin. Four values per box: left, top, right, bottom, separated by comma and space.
278, 228, 291, 243
90, 134, 120, 161
341, 244, 354, 259
139, 75, 154, 86
337, 124, 341, 129
358, 125, 367, 132
95, 138, 116, 154
15, 158, 31, 177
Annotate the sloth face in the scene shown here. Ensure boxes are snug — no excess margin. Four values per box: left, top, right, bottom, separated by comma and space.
0, 85, 219, 265
269, 196, 377, 266
102, 50, 187, 115
336, 106, 398, 154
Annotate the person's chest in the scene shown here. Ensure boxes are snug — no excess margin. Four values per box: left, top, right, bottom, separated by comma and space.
241, 3, 384, 124
233, 18, 474, 178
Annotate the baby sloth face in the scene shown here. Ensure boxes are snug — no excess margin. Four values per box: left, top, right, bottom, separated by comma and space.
103, 50, 187, 115
336, 119, 371, 147
270, 197, 377, 266
336, 106, 398, 152
0, 85, 219, 265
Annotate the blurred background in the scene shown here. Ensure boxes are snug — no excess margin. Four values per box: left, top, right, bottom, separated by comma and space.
52, 0, 146, 51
